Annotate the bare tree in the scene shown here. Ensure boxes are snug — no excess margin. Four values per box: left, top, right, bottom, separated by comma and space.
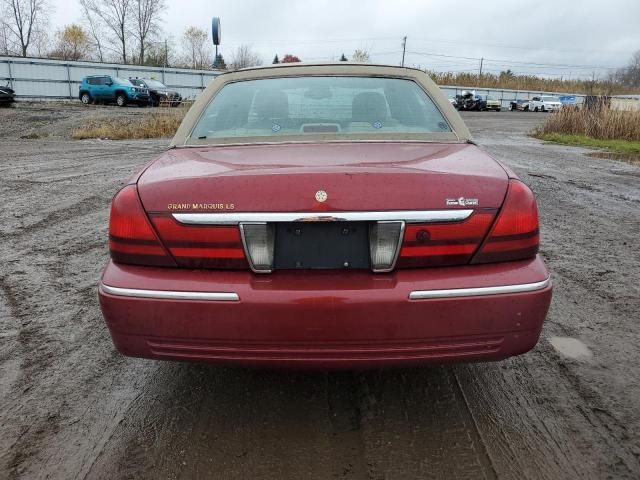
79, 0, 104, 61
352, 48, 370, 63
81, 0, 131, 63
614, 50, 640, 88
230, 44, 262, 70
133, 0, 165, 64
182, 26, 210, 69
0, 20, 14, 55
1, 0, 51, 57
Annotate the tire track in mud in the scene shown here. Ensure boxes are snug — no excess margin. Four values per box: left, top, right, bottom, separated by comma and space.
469, 113, 640, 479
0, 134, 168, 479
7, 195, 107, 239
356, 368, 496, 480
84, 366, 498, 480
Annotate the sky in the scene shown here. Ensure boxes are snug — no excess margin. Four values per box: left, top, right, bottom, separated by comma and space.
50, 0, 640, 78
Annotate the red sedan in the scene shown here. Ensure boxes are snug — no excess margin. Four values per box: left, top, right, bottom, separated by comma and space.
98, 64, 552, 368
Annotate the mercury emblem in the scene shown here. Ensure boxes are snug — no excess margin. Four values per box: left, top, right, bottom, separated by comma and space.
315, 190, 328, 202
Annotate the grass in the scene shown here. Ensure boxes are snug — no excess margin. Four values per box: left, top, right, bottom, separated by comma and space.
531, 106, 640, 162
533, 132, 640, 155
71, 107, 187, 140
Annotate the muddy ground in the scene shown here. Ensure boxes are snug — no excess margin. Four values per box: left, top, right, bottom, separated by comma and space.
0, 104, 639, 480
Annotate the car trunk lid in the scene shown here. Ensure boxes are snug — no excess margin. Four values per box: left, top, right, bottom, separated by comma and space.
138, 142, 509, 213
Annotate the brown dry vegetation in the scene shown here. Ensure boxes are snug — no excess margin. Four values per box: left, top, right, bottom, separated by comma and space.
71, 107, 188, 140
428, 71, 640, 95
533, 106, 640, 141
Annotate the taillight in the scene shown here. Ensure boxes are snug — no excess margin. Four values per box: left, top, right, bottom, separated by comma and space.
109, 185, 175, 267
472, 180, 539, 264
150, 215, 249, 269
396, 211, 497, 268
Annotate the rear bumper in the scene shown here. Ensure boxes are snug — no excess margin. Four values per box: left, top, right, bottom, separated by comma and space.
98, 256, 552, 368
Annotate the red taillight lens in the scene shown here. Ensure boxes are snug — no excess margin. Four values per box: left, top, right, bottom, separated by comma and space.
109, 185, 175, 267
472, 180, 539, 264
150, 215, 249, 269
396, 211, 497, 268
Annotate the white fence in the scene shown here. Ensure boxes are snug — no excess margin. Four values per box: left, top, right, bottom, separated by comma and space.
0, 56, 221, 100
1, 55, 601, 108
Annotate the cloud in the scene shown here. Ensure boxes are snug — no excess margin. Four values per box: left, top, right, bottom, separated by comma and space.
52, 0, 640, 77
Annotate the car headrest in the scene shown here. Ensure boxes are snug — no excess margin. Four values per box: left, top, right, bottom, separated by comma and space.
352, 92, 389, 122
253, 89, 289, 119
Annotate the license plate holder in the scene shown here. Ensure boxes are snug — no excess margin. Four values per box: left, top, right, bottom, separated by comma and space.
274, 222, 370, 270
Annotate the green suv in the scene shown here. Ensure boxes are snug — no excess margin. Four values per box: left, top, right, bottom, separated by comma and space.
79, 75, 150, 107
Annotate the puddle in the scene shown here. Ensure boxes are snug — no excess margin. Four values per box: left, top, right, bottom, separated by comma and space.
549, 337, 593, 360
586, 151, 640, 166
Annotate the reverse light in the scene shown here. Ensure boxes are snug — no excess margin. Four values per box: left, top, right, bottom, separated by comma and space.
240, 223, 275, 273
472, 180, 539, 264
108, 185, 175, 267
369, 221, 404, 272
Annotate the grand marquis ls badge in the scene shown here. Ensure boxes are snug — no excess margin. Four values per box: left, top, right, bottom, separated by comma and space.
315, 190, 328, 202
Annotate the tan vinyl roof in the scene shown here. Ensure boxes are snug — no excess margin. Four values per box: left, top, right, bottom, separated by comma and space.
170, 63, 473, 147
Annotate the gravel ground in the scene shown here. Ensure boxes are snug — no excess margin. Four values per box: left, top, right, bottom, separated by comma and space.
0, 104, 639, 480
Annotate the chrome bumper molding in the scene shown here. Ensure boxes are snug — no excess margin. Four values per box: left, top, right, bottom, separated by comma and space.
100, 283, 240, 301
173, 210, 473, 225
409, 277, 551, 300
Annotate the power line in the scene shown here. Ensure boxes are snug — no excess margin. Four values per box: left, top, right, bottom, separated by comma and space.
407, 35, 632, 56
407, 50, 619, 71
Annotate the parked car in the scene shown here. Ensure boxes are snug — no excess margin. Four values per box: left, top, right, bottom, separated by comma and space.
508, 99, 530, 111
79, 75, 150, 107
98, 64, 552, 368
129, 77, 182, 107
558, 95, 577, 106
0, 84, 15, 106
484, 95, 501, 111
529, 95, 563, 112
454, 91, 486, 111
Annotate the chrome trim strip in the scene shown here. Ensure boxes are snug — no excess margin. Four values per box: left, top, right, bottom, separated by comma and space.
408, 277, 551, 300
174, 210, 473, 225
100, 283, 240, 301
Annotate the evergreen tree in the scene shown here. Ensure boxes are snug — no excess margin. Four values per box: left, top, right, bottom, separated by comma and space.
340, 53, 348, 61
214, 53, 227, 70
273, 54, 280, 64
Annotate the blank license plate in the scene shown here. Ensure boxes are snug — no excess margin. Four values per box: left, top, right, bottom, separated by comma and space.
273, 222, 370, 270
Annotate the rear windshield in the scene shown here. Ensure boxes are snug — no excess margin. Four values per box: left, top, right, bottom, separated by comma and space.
542, 96, 560, 102
189, 76, 451, 142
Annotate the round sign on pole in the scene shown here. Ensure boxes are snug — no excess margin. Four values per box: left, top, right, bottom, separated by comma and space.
211, 17, 221, 46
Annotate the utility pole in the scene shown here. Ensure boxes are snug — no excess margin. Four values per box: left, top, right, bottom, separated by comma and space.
164, 39, 168, 69
479, 57, 484, 78
401, 36, 407, 67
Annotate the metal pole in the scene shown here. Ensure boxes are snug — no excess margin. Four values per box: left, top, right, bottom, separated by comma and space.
66, 63, 72, 99
401, 36, 407, 67
163, 39, 167, 84
7, 59, 13, 89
